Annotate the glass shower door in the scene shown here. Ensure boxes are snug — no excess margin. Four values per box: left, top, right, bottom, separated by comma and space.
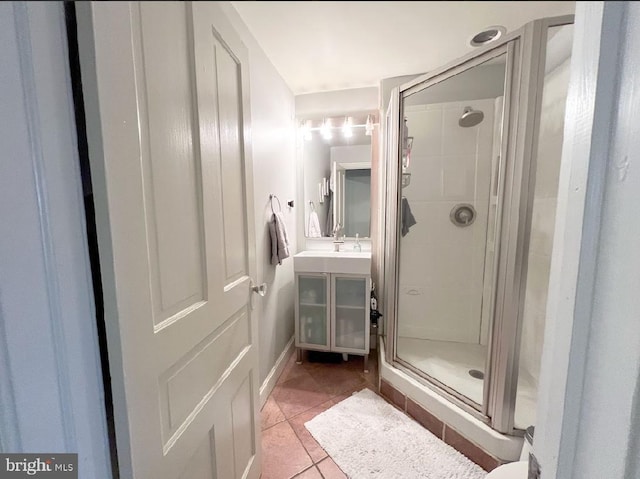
514, 22, 573, 431
394, 48, 509, 411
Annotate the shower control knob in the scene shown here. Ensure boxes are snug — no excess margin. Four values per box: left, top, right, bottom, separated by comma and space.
458, 209, 473, 223
450, 204, 476, 227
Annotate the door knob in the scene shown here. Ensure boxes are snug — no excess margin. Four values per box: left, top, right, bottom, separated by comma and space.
250, 280, 267, 311
251, 282, 268, 297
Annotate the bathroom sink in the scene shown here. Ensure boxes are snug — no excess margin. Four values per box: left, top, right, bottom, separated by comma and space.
294, 250, 371, 275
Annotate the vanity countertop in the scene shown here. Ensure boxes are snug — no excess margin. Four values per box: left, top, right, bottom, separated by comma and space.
294, 250, 371, 275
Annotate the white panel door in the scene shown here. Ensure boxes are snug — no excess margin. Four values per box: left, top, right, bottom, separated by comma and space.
77, 2, 259, 478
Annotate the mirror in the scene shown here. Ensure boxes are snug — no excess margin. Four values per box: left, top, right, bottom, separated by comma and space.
333, 161, 371, 237
300, 114, 374, 238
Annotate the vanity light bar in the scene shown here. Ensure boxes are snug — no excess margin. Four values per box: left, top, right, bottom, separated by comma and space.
299, 114, 379, 140
306, 123, 371, 132
300, 114, 378, 130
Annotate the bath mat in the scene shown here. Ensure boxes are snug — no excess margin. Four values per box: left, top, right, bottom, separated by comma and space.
305, 389, 486, 479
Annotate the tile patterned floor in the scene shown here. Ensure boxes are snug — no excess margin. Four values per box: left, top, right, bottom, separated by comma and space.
260, 351, 379, 479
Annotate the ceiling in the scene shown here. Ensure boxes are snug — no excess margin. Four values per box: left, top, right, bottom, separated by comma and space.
231, 1, 575, 95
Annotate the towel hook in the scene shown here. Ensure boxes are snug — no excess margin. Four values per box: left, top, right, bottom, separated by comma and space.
309, 201, 316, 212
269, 194, 282, 214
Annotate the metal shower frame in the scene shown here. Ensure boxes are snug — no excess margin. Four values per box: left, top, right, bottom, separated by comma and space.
382, 15, 574, 435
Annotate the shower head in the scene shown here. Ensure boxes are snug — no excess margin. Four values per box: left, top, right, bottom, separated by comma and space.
459, 107, 484, 128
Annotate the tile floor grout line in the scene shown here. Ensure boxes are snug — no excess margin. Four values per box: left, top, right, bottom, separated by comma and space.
279, 400, 332, 423
286, 417, 327, 465
261, 416, 287, 432
262, 354, 379, 479
260, 397, 287, 432
278, 384, 363, 424
288, 419, 315, 475
273, 384, 351, 423
316, 457, 348, 479
291, 464, 320, 479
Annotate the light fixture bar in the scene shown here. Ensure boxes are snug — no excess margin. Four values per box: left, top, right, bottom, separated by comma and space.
298, 114, 380, 141
306, 124, 370, 132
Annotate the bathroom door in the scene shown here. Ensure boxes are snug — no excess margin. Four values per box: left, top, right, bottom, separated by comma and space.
77, 3, 260, 478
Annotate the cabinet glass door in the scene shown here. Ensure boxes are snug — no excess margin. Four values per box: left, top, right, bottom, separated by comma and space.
333, 276, 368, 352
298, 274, 329, 348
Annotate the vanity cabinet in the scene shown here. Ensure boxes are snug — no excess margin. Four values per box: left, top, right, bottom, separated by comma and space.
295, 271, 371, 369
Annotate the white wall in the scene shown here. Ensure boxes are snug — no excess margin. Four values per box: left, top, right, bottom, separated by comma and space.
405, 64, 506, 106
380, 74, 419, 110
330, 144, 371, 165
222, 3, 297, 386
0, 2, 111, 476
397, 98, 495, 344
536, 2, 640, 477
296, 87, 378, 118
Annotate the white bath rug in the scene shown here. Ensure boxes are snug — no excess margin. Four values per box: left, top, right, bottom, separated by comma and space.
305, 389, 486, 479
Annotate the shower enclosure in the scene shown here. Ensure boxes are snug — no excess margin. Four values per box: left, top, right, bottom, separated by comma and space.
382, 16, 573, 437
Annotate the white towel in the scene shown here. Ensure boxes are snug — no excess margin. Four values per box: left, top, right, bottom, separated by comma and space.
307, 211, 322, 238
270, 212, 290, 265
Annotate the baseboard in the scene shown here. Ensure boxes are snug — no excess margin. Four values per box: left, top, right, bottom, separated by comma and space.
259, 336, 295, 408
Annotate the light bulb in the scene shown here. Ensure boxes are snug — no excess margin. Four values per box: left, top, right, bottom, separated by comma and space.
321, 118, 332, 140
365, 115, 373, 136
342, 117, 353, 138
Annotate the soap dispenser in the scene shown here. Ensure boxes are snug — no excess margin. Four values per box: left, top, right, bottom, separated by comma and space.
353, 234, 362, 252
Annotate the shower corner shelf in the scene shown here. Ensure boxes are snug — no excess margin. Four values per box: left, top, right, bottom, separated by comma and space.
401, 172, 412, 188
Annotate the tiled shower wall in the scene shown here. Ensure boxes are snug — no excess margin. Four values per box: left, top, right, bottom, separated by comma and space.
398, 99, 496, 344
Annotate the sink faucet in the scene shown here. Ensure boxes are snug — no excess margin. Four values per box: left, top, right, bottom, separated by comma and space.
333, 223, 344, 251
